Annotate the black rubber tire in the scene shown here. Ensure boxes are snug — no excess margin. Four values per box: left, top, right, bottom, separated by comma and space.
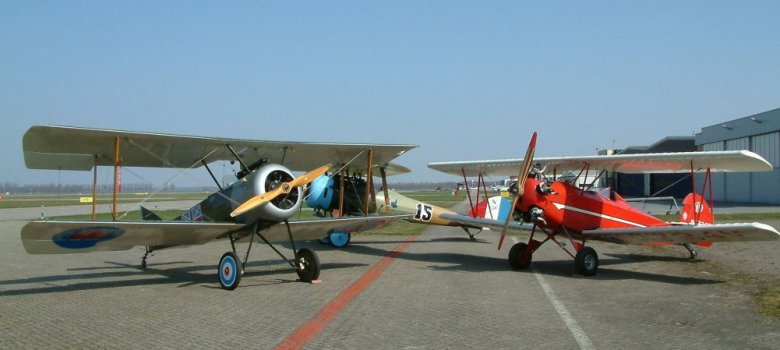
574, 246, 599, 276
295, 248, 321, 282
508, 242, 532, 270
218, 251, 242, 290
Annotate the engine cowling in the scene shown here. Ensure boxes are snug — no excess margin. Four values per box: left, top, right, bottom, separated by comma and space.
305, 175, 335, 210
230, 163, 303, 222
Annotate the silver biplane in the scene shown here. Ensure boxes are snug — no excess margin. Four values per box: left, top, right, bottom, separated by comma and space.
21, 126, 415, 290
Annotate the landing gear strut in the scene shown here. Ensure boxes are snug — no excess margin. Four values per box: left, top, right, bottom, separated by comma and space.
505, 225, 600, 276
683, 243, 698, 260
141, 246, 153, 269
217, 220, 321, 290
461, 227, 481, 242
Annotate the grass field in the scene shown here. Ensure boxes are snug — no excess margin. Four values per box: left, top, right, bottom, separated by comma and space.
395, 190, 470, 208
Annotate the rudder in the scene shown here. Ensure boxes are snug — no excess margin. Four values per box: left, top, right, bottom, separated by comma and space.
140, 206, 163, 221
680, 193, 714, 224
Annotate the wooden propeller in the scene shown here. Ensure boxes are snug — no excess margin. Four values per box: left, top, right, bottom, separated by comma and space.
498, 132, 537, 250
230, 165, 331, 218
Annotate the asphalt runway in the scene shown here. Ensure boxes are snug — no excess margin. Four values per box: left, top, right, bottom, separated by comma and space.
1, 210, 779, 349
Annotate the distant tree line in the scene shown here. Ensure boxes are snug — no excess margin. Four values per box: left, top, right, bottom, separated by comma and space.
0, 182, 161, 194
380, 182, 460, 191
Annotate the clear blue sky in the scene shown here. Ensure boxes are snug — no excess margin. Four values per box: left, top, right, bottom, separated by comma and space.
2, 1, 779, 186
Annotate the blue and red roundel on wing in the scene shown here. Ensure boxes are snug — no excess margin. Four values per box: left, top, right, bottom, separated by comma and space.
52, 227, 125, 249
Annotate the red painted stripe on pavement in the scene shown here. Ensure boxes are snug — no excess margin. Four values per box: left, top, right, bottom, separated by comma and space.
275, 237, 417, 350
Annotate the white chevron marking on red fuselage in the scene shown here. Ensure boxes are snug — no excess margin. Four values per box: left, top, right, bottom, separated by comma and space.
552, 202, 647, 228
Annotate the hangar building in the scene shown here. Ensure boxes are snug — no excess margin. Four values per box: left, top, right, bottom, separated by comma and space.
695, 108, 780, 204
610, 136, 695, 198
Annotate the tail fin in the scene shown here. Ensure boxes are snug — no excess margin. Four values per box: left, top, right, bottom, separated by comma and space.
468, 196, 512, 221
140, 206, 162, 221
680, 193, 713, 224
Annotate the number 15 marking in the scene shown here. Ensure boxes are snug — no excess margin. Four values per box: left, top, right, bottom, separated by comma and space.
414, 203, 433, 222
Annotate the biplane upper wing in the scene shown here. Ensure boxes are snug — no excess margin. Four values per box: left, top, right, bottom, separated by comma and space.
582, 222, 780, 245
21, 214, 411, 254
428, 151, 773, 177
23, 125, 416, 174
439, 213, 533, 232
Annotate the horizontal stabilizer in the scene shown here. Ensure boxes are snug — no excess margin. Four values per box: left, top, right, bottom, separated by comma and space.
583, 222, 780, 245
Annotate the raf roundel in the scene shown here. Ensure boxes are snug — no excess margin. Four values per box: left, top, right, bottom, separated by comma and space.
52, 227, 125, 249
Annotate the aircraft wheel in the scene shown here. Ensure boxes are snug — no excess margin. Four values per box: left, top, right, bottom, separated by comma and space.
218, 251, 242, 290
574, 247, 598, 276
295, 248, 321, 282
508, 242, 532, 270
318, 237, 330, 245
329, 231, 351, 248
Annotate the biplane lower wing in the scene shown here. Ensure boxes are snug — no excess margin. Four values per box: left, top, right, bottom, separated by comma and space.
22, 214, 411, 254
583, 222, 780, 245
21, 221, 246, 254
439, 213, 533, 233
235, 214, 411, 243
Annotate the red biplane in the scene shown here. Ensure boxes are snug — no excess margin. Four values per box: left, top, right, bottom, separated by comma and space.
421, 133, 779, 276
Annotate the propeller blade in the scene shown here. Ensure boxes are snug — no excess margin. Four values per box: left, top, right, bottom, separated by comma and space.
498, 132, 537, 250
230, 165, 331, 218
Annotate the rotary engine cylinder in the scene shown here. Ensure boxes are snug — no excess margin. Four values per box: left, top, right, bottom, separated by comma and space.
230, 164, 303, 222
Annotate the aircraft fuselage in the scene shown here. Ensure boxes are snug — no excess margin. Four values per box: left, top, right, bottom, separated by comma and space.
518, 178, 668, 236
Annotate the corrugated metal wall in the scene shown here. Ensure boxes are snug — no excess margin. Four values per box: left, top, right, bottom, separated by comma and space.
695, 109, 779, 204
750, 132, 780, 203
752, 132, 779, 167
699, 132, 779, 204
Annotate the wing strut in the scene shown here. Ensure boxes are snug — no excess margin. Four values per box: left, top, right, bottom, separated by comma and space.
338, 169, 346, 217
225, 144, 250, 178
689, 161, 715, 225
462, 168, 476, 216
91, 154, 98, 220
112, 137, 120, 221
380, 166, 391, 214
478, 172, 495, 219
364, 149, 374, 216
201, 160, 224, 191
